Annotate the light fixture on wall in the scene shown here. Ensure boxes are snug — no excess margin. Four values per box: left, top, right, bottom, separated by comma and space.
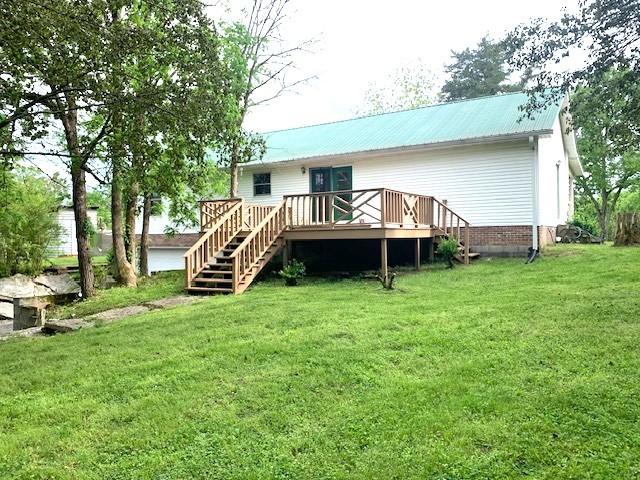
301, 166, 306, 174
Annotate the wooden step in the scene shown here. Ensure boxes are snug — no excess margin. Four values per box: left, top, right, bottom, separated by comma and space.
200, 270, 233, 276
187, 286, 233, 294
194, 278, 233, 284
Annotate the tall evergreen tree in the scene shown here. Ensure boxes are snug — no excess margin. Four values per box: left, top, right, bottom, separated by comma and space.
441, 36, 523, 101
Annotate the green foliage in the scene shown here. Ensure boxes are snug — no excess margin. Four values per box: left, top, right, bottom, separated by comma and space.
87, 188, 111, 230
436, 238, 459, 268
617, 189, 640, 213
357, 64, 439, 115
1, 245, 639, 478
570, 204, 600, 236
441, 36, 523, 101
506, 0, 640, 151
0, 168, 64, 277
279, 259, 306, 286
570, 69, 640, 238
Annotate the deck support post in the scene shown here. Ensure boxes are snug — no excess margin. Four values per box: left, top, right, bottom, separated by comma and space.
427, 238, 434, 263
282, 240, 291, 266
381, 238, 388, 278
415, 238, 421, 271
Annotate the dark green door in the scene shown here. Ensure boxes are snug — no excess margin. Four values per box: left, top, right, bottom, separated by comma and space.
331, 166, 353, 221
310, 167, 332, 222
309, 166, 353, 222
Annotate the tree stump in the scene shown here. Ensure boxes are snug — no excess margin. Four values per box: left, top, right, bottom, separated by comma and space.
614, 213, 640, 246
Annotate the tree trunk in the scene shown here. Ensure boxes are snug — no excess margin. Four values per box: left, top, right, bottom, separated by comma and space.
59, 100, 95, 298
230, 142, 239, 197
111, 158, 137, 287
614, 213, 640, 246
125, 181, 139, 270
139, 192, 152, 277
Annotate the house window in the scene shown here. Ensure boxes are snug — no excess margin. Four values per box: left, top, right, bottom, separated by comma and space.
253, 173, 271, 196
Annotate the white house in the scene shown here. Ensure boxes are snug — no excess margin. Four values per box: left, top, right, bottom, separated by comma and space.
53, 207, 99, 256
236, 91, 583, 256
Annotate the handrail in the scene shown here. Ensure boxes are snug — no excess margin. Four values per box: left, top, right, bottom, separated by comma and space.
230, 200, 287, 291
200, 199, 242, 231
184, 201, 244, 287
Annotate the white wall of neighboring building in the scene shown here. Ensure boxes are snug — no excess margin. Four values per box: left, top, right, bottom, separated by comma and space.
134, 209, 199, 235
54, 208, 99, 256
238, 140, 536, 227
537, 116, 572, 227
147, 248, 188, 273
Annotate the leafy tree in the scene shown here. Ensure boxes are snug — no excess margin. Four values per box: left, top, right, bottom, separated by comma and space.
506, 0, 640, 151
571, 70, 640, 239
87, 188, 111, 231
0, 168, 64, 277
441, 36, 523, 101
222, 0, 313, 196
357, 64, 439, 115
0, 0, 128, 297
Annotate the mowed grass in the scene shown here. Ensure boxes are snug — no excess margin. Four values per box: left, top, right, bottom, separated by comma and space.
1, 245, 639, 479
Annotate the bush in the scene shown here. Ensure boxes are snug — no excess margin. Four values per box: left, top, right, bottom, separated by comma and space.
436, 238, 459, 268
0, 167, 64, 277
279, 259, 306, 286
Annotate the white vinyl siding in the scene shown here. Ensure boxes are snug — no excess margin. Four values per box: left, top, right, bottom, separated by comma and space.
238, 140, 535, 226
537, 117, 571, 226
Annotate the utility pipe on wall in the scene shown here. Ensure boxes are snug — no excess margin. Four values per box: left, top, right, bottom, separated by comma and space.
528, 136, 540, 263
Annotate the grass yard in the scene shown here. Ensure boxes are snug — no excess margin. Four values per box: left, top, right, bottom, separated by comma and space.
1, 244, 639, 479
47, 255, 109, 268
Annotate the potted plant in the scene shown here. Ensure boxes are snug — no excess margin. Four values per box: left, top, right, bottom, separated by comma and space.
279, 259, 306, 286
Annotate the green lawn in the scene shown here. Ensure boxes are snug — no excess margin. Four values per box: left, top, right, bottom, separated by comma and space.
47, 255, 108, 268
1, 245, 639, 479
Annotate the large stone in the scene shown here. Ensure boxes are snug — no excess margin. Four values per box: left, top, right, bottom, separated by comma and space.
145, 295, 203, 309
0, 320, 12, 337
0, 274, 53, 300
0, 301, 12, 320
13, 297, 52, 330
44, 318, 93, 333
33, 273, 80, 296
89, 305, 150, 323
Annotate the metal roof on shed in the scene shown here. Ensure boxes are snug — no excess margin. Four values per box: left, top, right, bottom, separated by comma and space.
252, 91, 563, 165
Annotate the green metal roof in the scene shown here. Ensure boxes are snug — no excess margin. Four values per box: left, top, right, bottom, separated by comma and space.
251, 91, 563, 165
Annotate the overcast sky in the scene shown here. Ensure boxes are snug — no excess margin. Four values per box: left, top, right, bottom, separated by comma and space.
241, 0, 578, 133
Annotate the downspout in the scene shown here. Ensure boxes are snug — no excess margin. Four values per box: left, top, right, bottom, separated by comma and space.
527, 135, 539, 263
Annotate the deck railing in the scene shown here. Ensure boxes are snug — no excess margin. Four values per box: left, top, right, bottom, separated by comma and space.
230, 200, 288, 292
197, 188, 471, 266
199, 199, 241, 231
185, 201, 244, 286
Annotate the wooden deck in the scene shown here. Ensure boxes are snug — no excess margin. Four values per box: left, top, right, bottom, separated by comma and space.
185, 188, 472, 294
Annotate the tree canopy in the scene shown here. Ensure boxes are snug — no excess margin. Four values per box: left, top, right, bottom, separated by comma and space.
441, 36, 523, 101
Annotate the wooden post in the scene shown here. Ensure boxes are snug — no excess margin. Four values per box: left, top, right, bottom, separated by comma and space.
282, 240, 289, 267
464, 223, 470, 265
415, 238, 421, 271
427, 238, 434, 263
381, 238, 388, 278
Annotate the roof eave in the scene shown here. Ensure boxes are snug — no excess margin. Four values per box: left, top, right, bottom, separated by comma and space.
244, 130, 555, 169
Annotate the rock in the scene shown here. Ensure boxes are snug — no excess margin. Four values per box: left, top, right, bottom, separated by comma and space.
0, 301, 12, 320
43, 318, 93, 333
0, 319, 13, 337
33, 273, 80, 296
0, 274, 53, 299
145, 295, 203, 309
89, 305, 150, 323
13, 297, 51, 330
0, 326, 45, 341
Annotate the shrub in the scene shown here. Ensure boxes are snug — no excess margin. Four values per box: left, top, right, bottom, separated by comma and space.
436, 238, 459, 268
279, 259, 306, 286
0, 168, 64, 277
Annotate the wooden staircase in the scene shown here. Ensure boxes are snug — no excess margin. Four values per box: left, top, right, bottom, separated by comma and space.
184, 200, 287, 294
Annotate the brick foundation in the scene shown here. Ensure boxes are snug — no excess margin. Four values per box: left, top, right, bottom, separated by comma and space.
457, 225, 557, 256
